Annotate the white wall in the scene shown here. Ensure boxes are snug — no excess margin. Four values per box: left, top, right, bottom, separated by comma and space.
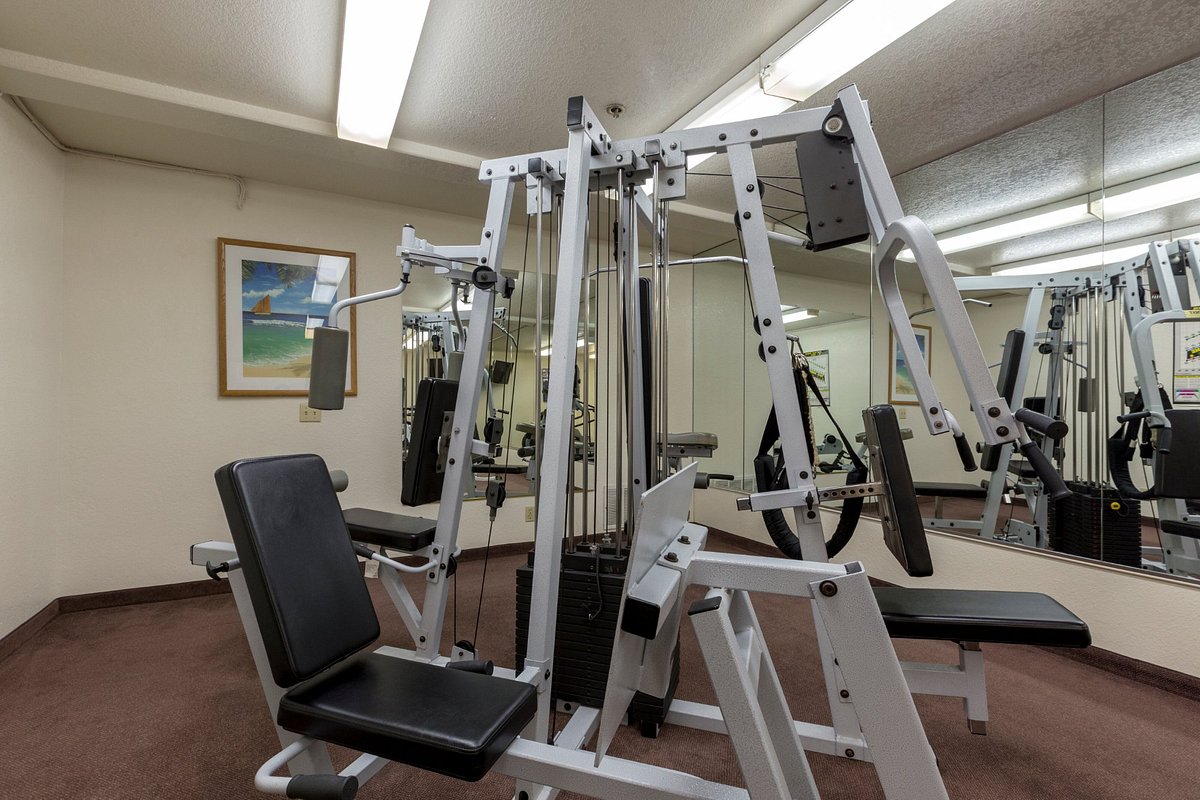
56, 158, 562, 599
0, 100, 65, 634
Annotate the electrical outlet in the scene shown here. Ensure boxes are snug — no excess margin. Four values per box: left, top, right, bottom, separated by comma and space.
525, 505, 536, 523
299, 404, 322, 423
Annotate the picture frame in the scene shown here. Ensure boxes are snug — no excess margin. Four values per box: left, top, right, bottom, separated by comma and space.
218, 238, 357, 397
888, 324, 931, 406
1173, 320, 1200, 404
804, 349, 831, 405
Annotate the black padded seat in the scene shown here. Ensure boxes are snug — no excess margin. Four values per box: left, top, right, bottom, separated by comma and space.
874, 587, 1091, 648
1162, 520, 1200, 540
278, 652, 536, 782
912, 481, 988, 500
343, 507, 437, 552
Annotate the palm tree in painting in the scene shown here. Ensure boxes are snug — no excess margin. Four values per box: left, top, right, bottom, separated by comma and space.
242, 261, 309, 288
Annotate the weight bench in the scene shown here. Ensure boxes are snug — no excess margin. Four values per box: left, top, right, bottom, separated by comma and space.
862, 405, 1090, 735
875, 586, 1090, 734
913, 481, 989, 531
216, 455, 537, 798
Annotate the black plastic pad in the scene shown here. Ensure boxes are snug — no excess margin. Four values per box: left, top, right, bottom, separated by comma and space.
403, 378, 458, 507
279, 652, 537, 782
343, 507, 437, 552
863, 405, 933, 577
875, 587, 1091, 647
913, 481, 988, 500
215, 454, 379, 687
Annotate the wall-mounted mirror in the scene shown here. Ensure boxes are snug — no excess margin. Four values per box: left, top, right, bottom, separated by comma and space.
872, 56, 1200, 582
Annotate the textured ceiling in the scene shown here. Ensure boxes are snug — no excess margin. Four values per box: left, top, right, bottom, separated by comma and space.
2, 0, 1200, 273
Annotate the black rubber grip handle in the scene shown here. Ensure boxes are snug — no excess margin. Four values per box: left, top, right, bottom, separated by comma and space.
1018, 441, 1072, 502
1015, 408, 1069, 441
1117, 410, 1151, 423
286, 774, 358, 800
1157, 425, 1172, 454
953, 433, 978, 473
446, 658, 495, 675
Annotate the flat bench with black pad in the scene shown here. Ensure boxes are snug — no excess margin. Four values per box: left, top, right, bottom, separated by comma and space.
216, 454, 536, 796
874, 587, 1091, 648
912, 482, 989, 500
343, 507, 437, 552
1163, 519, 1200, 540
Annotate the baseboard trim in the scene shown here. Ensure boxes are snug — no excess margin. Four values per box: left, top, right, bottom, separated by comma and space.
0, 600, 60, 665
8, 530, 1200, 701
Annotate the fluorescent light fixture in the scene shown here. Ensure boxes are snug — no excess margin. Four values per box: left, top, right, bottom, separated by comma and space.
993, 243, 1157, 276
763, 0, 960, 102
781, 307, 816, 324
897, 199, 1094, 261
683, 79, 793, 168
540, 338, 586, 357
1089, 162, 1200, 221
336, 0, 432, 148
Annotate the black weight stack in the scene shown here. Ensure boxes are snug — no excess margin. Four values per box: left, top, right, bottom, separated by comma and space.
515, 543, 680, 737
1048, 481, 1142, 567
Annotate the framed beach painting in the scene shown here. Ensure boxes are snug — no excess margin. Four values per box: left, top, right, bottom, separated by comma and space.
888, 324, 931, 406
218, 238, 357, 397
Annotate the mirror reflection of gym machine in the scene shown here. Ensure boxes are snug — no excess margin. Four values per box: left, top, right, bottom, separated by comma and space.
949, 238, 1200, 575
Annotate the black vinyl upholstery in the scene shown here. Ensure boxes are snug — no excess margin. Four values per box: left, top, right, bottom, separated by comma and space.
874, 587, 1091, 647
1162, 519, 1200, 540
863, 405, 933, 577
216, 453, 536, 782
343, 507, 437, 552
215, 454, 380, 686
913, 481, 988, 500
279, 652, 536, 782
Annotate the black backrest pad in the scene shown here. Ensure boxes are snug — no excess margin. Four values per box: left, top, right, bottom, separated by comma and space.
863, 406, 934, 577
402, 378, 458, 507
1155, 409, 1200, 498
215, 454, 380, 687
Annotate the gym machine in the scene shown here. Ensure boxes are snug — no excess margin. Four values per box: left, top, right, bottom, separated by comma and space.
194, 86, 1089, 800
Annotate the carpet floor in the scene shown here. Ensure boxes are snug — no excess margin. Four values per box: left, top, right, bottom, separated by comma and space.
3, 538, 1198, 799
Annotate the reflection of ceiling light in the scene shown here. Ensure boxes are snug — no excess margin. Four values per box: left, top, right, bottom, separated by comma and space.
782, 308, 816, 324
763, 0, 959, 103
681, 80, 793, 168
540, 338, 587, 357
1089, 162, 1200, 221
897, 199, 1094, 260
336, 0, 431, 148
993, 242, 1161, 276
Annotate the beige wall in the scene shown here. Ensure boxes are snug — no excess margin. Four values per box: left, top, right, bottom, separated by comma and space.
0, 100, 65, 634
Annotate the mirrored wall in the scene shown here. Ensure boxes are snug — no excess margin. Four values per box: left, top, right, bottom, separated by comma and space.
691, 56, 1200, 582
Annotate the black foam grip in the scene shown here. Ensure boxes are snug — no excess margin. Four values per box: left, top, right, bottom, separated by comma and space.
953, 433, 978, 472
1015, 408, 1068, 441
286, 774, 358, 800
1157, 425, 1172, 454
446, 659, 495, 675
1019, 441, 1071, 502
308, 327, 350, 410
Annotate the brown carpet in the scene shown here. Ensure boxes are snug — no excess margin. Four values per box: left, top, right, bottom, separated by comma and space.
2, 539, 1197, 799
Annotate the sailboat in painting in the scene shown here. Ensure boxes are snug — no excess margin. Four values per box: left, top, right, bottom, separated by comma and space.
251, 295, 271, 315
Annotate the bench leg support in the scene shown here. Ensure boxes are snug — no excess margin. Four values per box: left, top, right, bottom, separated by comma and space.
900, 641, 989, 735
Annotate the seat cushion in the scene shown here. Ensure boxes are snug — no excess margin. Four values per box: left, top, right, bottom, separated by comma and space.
667, 431, 719, 448
343, 507, 437, 552
1162, 520, 1200, 540
279, 653, 537, 782
912, 481, 987, 499
874, 587, 1091, 647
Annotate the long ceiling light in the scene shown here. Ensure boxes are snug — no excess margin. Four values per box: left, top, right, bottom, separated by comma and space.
781, 306, 817, 324
761, 0, 960, 102
669, 0, 960, 168
990, 235, 1200, 277
897, 198, 1095, 260
336, 0, 432, 148
1089, 162, 1200, 222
